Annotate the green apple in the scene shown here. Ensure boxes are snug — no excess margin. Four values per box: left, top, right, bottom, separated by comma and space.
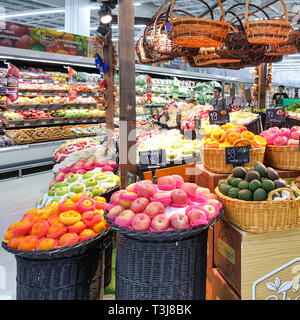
82, 172, 95, 180
54, 181, 68, 189
85, 179, 98, 188
48, 189, 56, 196
86, 191, 93, 198
95, 172, 107, 180
92, 186, 105, 196
70, 183, 85, 194
171, 142, 183, 149
64, 195, 73, 201
167, 149, 178, 160
115, 176, 120, 184
106, 175, 115, 183
51, 198, 60, 203
67, 174, 79, 184
181, 147, 193, 155
55, 187, 69, 197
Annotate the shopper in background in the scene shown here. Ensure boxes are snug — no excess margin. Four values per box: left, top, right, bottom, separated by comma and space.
272, 85, 289, 106
211, 86, 229, 111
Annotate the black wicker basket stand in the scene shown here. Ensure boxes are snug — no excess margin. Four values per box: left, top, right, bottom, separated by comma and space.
2, 228, 112, 300
104, 210, 222, 300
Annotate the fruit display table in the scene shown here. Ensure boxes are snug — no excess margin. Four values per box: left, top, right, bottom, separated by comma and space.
213, 218, 300, 300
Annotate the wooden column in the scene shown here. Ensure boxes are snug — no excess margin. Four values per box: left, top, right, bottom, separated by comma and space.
258, 63, 267, 110
118, 0, 136, 188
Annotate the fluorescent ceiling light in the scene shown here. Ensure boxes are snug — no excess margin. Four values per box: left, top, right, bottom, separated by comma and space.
111, 24, 146, 29
0, 8, 65, 19
116, 3, 141, 7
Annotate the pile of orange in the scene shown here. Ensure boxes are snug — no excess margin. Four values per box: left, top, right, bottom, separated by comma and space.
3, 193, 109, 251
203, 124, 266, 149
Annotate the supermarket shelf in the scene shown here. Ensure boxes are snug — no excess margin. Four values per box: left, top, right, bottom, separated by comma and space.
3, 103, 99, 111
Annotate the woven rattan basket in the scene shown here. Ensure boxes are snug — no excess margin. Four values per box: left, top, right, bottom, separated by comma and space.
169, 0, 230, 48
265, 30, 300, 55
193, 47, 240, 67
215, 187, 299, 233
265, 145, 300, 171
201, 138, 265, 174
244, 0, 293, 45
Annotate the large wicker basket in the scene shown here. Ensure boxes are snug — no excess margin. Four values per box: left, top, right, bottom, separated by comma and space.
169, 0, 230, 48
265, 145, 300, 171
244, 0, 293, 45
215, 187, 299, 233
201, 138, 265, 174
193, 47, 240, 67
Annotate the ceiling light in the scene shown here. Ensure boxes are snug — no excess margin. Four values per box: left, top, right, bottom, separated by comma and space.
99, 4, 112, 25
0, 8, 65, 19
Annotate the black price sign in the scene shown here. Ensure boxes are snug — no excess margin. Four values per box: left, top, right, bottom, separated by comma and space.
225, 146, 250, 165
209, 110, 230, 125
139, 149, 167, 170
266, 108, 286, 123
176, 112, 182, 125
194, 116, 201, 129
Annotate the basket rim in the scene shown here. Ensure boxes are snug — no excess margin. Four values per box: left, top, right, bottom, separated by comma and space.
1, 227, 112, 260
171, 17, 230, 25
266, 145, 299, 150
103, 209, 223, 242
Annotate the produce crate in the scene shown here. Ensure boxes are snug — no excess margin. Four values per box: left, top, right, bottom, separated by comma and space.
211, 268, 240, 300
245, 116, 263, 135
2, 228, 111, 300
213, 218, 300, 300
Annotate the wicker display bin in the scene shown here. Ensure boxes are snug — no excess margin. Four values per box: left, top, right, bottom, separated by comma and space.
265, 145, 300, 171
104, 210, 222, 300
201, 139, 265, 174
215, 187, 300, 233
103, 230, 114, 288
1, 228, 111, 300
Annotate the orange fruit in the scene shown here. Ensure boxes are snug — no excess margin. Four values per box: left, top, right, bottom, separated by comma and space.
33, 208, 52, 222
7, 222, 20, 232
47, 222, 67, 239
48, 215, 60, 225
44, 202, 59, 216
3, 231, 13, 243
79, 228, 96, 241
18, 236, 38, 251
30, 221, 49, 238
37, 238, 57, 250
25, 209, 41, 216
92, 221, 106, 233
8, 236, 26, 249
58, 233, 79, 247
93, 196, 107, 203
68, 221, 87, 234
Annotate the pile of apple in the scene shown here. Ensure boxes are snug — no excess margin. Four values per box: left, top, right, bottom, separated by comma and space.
260, 126, 300, 146
15, 110, 52, 120
105, 175, 222, 232
3, 193, 109, 251
50, 159, 118, 189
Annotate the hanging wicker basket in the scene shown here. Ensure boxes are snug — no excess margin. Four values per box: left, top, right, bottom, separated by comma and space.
169, 0, 230, 48
265, 30, 300, 56
244, 0, 293, 45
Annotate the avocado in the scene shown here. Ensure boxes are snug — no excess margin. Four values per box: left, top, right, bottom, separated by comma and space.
254, 162, 268, 178
227, 175, 234, 186
220, 184, 233, 196
253, 188, 267, 201
231, 178, 243, 188
238, 180, 250, 190
232, 167, 247, 179
238, 189, 253, 201
261, 179, 275, 192
249, 179, 262, 192
267, 167, 280, 181
288, 186, 299, 198
218, 179, 227, 188
228, 187, 240, 199
245, 170, 260, 182
273, 179, 287, 189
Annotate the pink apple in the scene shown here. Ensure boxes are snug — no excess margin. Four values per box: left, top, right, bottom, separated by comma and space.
110, 190, 123, 204
150, 192, 172, 207
290, 130, 300, 141
75, 169, 87, 175
130, 197, 150, 213
197, 187, 210, 194
60, 167, 72, 174
202, 204, 217, 219
145, 202, 165, 217
207, 199, 222, 209
291, 126, 300, 132
171, 189, 188, 205
136, 183, 156, 199
151, 214, 169, 231
287, 139, 299, 146
131, 213, 151, 231
107, 205, 125, 220
119, 191, 138, 208
55, 172, 65, 182
273, 135, 288, 146
94, 159, 105, 167
157, 175, 176, 189
180, 182, 199, 195
84, 161, 96, 171
268, 126, 280, 133
106, 160, 118, 169
279, 128, 290, 138
169, 213, 189, 230
102, 165, 114, 172
187, 208, 208, 223
125, 183, 136, 192
115, 210, 135, 228
172, 174, 184, 188
203, 192, 219, 200
133, 180, 153, 192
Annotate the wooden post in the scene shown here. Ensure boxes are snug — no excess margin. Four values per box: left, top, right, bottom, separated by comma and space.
258, 63, 267, 110
118, 0, 137, 188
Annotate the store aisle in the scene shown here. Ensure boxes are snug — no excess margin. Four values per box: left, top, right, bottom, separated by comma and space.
0, 171, 52, 300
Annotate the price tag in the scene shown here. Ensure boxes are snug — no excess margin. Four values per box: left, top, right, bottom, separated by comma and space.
41, 121, 47, 125
209, 110, 230, 125
139, 149, 166, 170
176, 112, 182, 125
9, 123, 15, 127
225, 146, 250, 165
266, 108, 286, 123
24, 122, 30, 126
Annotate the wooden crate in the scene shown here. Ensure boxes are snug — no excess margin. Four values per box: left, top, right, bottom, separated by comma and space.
211, 268, 240, 300
214, 217, 300, 300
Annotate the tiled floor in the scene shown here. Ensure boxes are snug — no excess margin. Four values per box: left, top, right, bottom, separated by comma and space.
0, 170, 52, 300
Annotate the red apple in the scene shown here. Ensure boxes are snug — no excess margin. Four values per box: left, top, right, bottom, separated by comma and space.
157, 175, 176, 189
171, 189, 188, 205
145, 202, 165, 217
287, 139, 299, 146
115, 210, 135, 228
110, 190, 123, 204
169, 213, 189, 230
125, 183, 136, 192
75, 169, 87, 175
133, 180, 153, 192
151, 214, 169, 231
150, 192, 172, 207
107, 205, 125, 219
130, 197, 150, 213
202, 204, 217, 219
94, 159, 105, 167
136, 183, 156, 199
187, 208, 208, 223
131, 213, 151, 231
84, 161, 96, 171
202, 192, 219, 200
119, 191, 138, 208
290, 130, 300, 141
291, 126, 300, 132
180, 182, 198, 195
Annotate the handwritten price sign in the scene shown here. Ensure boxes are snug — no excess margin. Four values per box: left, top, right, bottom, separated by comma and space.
209, 110, 230, 125
266, 108, 286, 123
225, 146, 250, 165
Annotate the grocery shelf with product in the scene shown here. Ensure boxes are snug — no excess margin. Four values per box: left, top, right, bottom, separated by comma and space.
2, 0, 300, 305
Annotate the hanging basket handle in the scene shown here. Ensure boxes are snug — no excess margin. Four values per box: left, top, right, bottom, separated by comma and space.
267, 187, 296, 202
170, 0, 225, 22
245, 0, 289, 24
232, 138, 254, 149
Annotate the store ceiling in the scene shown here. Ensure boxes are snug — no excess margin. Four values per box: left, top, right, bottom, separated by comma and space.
0, 0, 300, 76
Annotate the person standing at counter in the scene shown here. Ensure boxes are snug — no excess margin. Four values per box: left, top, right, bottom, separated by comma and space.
211, 86, 230, 111
272, 85, 289, 106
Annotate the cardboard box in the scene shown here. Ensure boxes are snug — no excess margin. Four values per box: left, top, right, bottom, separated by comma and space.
214, 217, 300, 300
212, 268, 240, 300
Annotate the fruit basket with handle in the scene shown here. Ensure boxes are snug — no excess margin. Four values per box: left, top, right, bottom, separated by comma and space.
201, 138, 265, 174
265, 145, 300, 171
104, 209, 223, 300
215, 187, 300, 233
